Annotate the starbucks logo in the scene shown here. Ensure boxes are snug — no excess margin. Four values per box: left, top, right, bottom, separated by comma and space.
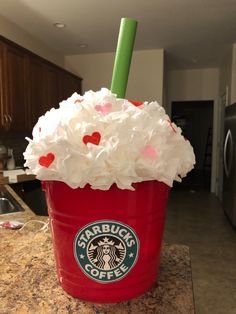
74, 220, 139, 283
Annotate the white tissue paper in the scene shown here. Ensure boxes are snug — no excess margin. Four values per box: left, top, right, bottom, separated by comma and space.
24, 88, 195, 190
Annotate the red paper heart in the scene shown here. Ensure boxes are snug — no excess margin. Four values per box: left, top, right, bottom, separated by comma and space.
74, 99, 83, 104
129, 100, 144, 107
38, 153, 55, 168
83, 132, 101, 146
167, 119, 177, 133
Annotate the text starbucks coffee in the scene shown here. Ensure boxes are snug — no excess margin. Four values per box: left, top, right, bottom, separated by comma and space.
74, 220, 139, 283
77, 223, 136, 248
85, 263, 129, 280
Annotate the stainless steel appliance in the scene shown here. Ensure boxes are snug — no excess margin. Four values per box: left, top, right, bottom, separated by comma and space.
223, 104, 236, 227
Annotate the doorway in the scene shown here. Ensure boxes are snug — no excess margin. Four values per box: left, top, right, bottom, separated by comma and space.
171, 100, 214, 191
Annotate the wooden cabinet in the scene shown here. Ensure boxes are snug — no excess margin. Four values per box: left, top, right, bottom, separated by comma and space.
0, 42, 8, 131
27, 57, 61, 129
0, 42, 28, 132
59, 70, 82, 101
27, 56, 46, 129
4, 44, 29, 132
44, 64, 60, 109
27, 58, 82, 129
0, 36, 82, 134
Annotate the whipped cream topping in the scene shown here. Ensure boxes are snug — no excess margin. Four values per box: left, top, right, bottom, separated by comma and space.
24, 88, 195, 190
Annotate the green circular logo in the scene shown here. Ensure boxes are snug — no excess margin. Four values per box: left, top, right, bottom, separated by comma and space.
74, 220, 139, 283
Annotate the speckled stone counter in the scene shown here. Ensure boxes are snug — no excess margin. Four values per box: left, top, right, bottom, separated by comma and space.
0, 224, 195, 314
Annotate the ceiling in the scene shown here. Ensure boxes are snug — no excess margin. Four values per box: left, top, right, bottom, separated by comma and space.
0, 0, 236, 69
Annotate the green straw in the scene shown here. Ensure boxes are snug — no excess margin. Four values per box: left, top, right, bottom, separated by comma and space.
111, 18, 138, 98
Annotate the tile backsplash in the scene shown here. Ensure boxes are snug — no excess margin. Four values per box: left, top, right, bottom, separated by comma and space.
0, 132, 29, 168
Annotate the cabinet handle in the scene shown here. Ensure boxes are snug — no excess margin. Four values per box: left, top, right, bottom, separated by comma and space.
3, 114, 8, 125
3, 114, 11, 131
223, 129, 233, 177
8, 115, 12, 123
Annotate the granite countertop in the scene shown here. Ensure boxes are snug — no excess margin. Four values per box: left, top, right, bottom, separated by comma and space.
0, 222, 195, 314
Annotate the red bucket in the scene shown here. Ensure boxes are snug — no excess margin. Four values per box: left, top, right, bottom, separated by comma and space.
43, 180, 170, 303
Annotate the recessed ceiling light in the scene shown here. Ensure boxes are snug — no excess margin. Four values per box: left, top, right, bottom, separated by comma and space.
79, 44, 88, 48
53, 23, 66, 28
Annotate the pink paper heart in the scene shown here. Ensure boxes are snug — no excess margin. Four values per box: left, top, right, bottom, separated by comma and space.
141, 145, 157, 159
95, 103, 112, 115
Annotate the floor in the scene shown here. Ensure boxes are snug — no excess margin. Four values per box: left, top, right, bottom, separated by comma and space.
164, 191, 236, 314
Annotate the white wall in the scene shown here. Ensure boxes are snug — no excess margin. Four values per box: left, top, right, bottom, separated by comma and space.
219, 47, 232, 105
167, 68, 220, 111
65, 49, 164, 105
0, 14, 64, 67
166, 68, 220, 193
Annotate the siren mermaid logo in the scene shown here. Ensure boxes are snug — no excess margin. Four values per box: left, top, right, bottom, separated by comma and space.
74, 220, 139, 283
88, 236, 126, 270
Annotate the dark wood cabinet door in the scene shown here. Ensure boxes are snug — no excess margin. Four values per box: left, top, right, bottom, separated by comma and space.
44, 64, 60, 110
28, 59, 60, 129
28, 57, 48, 129
0, 36, 82, 134
4, 45, 28, 132
0, 42, 6, 130
59, 71, 82, 102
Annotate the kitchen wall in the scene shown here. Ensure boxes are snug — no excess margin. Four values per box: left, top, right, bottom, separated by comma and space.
218, 42, 236, 106
219, 47, 232, 105
166, 68, 220, 113
0, 14, 64, 67
0, 132, 28, 167
166, 68, 220, 193
65, 49, 164, 105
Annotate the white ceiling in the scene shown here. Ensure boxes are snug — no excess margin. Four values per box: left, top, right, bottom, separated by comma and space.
0, 0, 236, 69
